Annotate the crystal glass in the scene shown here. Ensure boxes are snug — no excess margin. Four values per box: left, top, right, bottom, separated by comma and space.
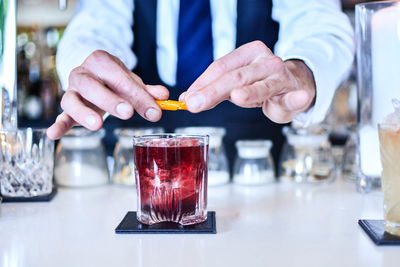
356, 1, 400, 192
112, 127, 164, 186
279, 126, 334, 183
378, 124, 400, 236
233, 140, 275, 185
0, 128, 54, 197
133, 134, 209, 225
175, 127, 229, 186
54, 128, 109, 187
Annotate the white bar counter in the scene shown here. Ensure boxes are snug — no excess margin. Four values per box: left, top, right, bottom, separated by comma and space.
0, 179, 398, 267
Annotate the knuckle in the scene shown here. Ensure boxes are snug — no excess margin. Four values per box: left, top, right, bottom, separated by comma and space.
91, 50, 108, 60
119, 80, 132, 94
86, 50, 109, 65
270, 56, 285, 71
70, 72, 92, 94
68, 66, 85, 86
114, 73, 136, 93
70, 66, 85, 76
77, 73, 97, 94
232, 70, 248, 85
127, 87, 146, 108
214, 58, 229, 74
251, 41, 269, 54
262, 79, 273, 92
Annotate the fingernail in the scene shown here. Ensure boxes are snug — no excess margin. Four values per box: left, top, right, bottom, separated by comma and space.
85, 115, 97, 127
145, 108, 160, 121
116, 102, 133, 118
186, 93, 205, 111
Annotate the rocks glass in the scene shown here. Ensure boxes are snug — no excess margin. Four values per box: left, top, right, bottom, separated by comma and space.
0, 128, 54, 197
378, 122, 400, 236
133, 134, 209, 225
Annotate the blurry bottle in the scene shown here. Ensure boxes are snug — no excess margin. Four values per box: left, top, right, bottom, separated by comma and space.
233, 140, 275, 185
55, 128, 109, 187
279, 126, 334, 183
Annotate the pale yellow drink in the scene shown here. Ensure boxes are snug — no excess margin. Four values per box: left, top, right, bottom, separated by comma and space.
378, 125, 400, 236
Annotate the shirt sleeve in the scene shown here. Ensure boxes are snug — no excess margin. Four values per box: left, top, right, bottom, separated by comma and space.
56, 0, 137, 90
272, 0, 355, 127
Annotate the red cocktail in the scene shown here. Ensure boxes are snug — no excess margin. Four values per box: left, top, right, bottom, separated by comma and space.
133, 134, 209, 225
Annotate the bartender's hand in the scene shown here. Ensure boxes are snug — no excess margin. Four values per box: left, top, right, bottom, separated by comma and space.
47, 50, 169, 140
180, 41, 316, 123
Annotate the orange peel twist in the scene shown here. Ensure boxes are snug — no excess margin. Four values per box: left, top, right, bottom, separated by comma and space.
156, 100, 187, 111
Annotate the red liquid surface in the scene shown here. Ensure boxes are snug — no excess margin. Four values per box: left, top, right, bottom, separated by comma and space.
134, 141, 208, 225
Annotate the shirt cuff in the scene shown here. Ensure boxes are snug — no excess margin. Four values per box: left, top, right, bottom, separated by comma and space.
280, 50, 337, 128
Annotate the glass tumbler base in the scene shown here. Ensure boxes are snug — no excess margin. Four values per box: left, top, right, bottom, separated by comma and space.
385, 221, 400, 236
137, 211, 207, 226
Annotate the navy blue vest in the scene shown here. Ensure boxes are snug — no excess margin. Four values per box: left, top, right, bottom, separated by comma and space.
105, 0, 284, 171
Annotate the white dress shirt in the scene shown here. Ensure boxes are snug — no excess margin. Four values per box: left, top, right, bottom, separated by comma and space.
56, 0, 354, 126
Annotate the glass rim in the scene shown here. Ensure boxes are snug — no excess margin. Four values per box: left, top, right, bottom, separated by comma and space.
133, 133, 209, 146
377, 123, 400, 130
133, 133, 209, 140
356, 0, 400, 9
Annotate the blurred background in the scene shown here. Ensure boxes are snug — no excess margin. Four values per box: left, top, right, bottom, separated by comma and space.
17, 0, 76, 127
15, 0, 370, 130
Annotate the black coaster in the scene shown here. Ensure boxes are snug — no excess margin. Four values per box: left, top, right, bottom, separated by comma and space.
359, 219, 400, 245
1, 186, 57, 203
115, 211, 216, 234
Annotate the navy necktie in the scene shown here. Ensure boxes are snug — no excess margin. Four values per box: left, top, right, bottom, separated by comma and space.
176, 0, 213, 90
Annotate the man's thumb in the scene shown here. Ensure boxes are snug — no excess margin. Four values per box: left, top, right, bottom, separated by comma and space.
283, 90, 312, 112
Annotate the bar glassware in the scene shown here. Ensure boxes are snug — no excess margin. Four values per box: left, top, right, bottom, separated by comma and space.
0, 128, 54, 197
133, 134, 209, 225
54, 128, 109, 187
356, 1, 400, 192
233, 140, 275, 185
378, 123, 400, 236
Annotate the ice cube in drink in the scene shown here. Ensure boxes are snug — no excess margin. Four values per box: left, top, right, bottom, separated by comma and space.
133, 135, 208, 225
379, 125, 400, 236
